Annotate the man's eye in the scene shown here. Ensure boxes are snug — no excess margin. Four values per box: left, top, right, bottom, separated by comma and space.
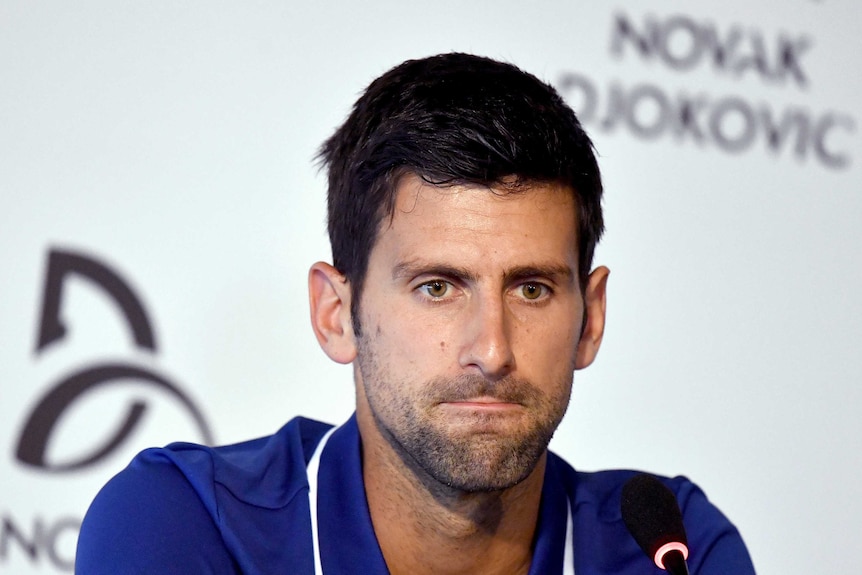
520, 282, 548, 300
419, 281, 450, 298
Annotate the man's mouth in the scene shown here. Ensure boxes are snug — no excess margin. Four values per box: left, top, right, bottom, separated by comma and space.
425, 374, 541, 411
439, 397, 524, 410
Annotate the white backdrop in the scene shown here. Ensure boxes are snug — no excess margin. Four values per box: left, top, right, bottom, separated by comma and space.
2, 1, 860, 573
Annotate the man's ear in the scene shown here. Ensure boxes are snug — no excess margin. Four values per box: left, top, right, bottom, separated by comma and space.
575, 266, 610, 370
308, 262, 357, 364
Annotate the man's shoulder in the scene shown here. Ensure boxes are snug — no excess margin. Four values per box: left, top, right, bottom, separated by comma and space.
164, 415, 334, 468
548, 454, 706, 514
76, 416, 337, 574
129, 415, 334, 507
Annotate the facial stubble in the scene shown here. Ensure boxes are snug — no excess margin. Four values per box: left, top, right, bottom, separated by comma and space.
356, 334, 573, 494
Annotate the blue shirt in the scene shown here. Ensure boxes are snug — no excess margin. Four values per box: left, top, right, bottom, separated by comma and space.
76, 415, 755, 574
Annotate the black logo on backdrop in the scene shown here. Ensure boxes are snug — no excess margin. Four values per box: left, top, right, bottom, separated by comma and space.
557, 12, 856, 169
14, 248, 214, 473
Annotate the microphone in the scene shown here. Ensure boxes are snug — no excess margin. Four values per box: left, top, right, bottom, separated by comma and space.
621, 474, 690, 575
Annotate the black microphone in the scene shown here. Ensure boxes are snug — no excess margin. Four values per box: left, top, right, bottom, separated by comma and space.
621, 474, 690, 575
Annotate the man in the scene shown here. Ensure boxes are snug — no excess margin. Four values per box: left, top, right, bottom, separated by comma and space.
76, 53, 755, 574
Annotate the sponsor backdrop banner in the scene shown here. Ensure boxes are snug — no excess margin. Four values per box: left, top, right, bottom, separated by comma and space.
2, 1, 859, 573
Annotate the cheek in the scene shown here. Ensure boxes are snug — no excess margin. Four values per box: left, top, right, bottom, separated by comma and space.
364, 312, 446, 372
516, 320, 580, 374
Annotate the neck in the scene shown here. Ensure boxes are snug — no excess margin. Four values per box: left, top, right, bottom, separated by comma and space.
358, 409, 546, 575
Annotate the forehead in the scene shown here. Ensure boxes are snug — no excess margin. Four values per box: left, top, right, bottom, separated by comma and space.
371, 174, 579, 271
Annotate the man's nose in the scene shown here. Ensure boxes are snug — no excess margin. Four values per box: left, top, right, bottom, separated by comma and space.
457, 295, 515, 380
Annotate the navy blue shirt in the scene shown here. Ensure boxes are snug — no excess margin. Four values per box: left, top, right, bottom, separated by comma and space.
76, 415, 755, 574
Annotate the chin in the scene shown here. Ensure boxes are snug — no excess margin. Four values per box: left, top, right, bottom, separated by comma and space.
415, 430, 549, 493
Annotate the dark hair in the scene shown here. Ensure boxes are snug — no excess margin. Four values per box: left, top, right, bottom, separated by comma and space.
318, 53, 604, 332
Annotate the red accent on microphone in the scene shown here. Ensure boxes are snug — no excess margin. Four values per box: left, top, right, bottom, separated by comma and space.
655, 541, 689, 569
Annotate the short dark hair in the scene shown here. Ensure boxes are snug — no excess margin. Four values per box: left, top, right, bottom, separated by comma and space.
318, 53, 604, 333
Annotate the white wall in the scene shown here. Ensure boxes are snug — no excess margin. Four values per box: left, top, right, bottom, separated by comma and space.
2, 1, 860, 572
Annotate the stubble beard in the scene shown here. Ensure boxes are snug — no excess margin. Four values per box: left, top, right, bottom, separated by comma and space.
356, 336, 572, 493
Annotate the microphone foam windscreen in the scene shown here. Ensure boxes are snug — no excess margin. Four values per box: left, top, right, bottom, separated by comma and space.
620, 473, 688, 558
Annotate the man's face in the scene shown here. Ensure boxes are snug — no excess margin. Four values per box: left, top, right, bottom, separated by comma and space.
353, 174, 591, 492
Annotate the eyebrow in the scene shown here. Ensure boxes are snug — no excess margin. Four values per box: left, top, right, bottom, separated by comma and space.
392, 261, 479, 283
504, 264, 575, 286
392, 260, 575, 286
